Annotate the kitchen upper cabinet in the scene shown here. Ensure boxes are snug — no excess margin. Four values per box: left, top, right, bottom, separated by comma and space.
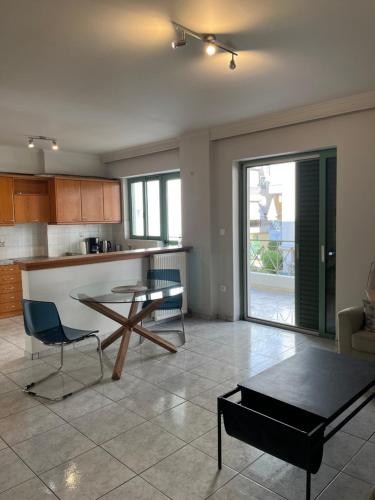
14, 178, 50, 223
52, 178, 82, 223
0, 176, 15, 225
81, 180, 104, 222
49, 177, 121, 224
103, 181, 121, 222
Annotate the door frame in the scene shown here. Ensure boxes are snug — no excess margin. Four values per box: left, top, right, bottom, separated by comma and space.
241, 148, 337, 337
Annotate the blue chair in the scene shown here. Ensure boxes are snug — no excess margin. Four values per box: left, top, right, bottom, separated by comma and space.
22, 299, 103, 401
141, 269, 185, 346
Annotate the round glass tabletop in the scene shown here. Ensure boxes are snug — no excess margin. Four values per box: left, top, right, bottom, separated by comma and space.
70, 279, 183, 303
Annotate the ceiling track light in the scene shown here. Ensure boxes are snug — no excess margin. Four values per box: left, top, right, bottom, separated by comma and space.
171, 21, 238, 70
27, 136, 59, 151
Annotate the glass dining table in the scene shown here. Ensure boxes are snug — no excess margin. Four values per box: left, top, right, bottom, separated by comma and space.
70, 279, 183, 380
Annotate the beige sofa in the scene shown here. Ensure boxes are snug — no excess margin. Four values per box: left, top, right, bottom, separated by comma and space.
338, 306, 375, 361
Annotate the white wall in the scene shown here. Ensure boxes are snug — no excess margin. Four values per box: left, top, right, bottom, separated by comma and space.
107, 148, 179, 178
105, 108, 375, 326
212, 108, 375, 320
0, 144, 106, 177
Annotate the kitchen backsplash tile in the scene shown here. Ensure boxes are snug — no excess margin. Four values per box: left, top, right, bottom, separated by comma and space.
0, 223, 125, 259
0, 224, 48, 259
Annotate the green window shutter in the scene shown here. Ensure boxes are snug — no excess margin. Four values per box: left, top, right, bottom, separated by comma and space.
295, 158, 320, 330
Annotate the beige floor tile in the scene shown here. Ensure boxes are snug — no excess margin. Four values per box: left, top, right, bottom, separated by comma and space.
209, 474, 283, 499
189, 381, 236, 413
151, 401, 216, 442
142, 445, 236, 500
0, 374, 18, 394
100, 476, 169, 500
317, 472, 373, 500
191, 426, 263, 472
0, 390, 40, 419
343, 441, 375, 484
45, 388, 112, 420
70, 402, 144, 444
127, 360, 185, 384
191, 360, 242, 383
102, 421, 185, 473
13, 424, 95, 473
0, 477, 55, 500
322, 431, 365, 470
41, 446, 135, 500
0, 438, 6, 451
242, 453, 338, 500
43, 350, 98, 371
0, 448, 34, 493
153, 349, 208, 371
6, 362, 67, 388
157, 372, 216, 399
119, 385, 185, 418
0, 404, 65, 445
93, 373, 157, 402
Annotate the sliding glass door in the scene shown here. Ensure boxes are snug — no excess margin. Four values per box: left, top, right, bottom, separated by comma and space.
243, 150, 336, 336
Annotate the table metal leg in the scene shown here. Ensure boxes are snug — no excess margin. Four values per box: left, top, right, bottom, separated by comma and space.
306, 471, 311, 500
218, 405, 222, 470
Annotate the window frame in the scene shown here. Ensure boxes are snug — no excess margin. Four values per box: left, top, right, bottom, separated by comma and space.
128, 172, 181, 244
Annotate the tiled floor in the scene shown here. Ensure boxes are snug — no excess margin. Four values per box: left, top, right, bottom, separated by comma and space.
249, 287, 295, 326
0, 315, 374, 499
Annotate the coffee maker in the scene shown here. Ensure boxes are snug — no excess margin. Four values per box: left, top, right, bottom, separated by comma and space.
87, 237, 100, 254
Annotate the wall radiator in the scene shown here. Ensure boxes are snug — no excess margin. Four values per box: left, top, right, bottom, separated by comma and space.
150, 252, 188, 321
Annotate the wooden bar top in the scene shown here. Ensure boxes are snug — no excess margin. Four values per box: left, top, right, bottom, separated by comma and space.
18, 246, 191, 271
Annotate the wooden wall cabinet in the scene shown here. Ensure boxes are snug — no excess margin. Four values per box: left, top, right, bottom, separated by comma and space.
14, 177, 50, 223
50, 177, 121, 224
50, 178, 82, 223
81, 180, 104, 222
103, 181, 121, 222
0, 176, 15, 225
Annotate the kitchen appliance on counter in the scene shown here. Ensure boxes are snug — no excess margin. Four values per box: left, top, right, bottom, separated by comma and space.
100, 240, 112, 253
87, 237, 100, 254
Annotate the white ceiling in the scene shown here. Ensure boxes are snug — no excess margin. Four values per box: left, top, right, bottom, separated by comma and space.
1, 0, 375, 154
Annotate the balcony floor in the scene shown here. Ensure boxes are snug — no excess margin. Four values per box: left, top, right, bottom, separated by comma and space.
248, 286, 295, 325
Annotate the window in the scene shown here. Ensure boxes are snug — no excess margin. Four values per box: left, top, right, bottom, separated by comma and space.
128, 172, 181, 243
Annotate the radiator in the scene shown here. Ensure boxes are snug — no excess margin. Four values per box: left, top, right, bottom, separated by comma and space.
150, 252, 188, 321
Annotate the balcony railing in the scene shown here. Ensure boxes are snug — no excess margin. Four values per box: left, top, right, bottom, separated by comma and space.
250, 239, 295, 276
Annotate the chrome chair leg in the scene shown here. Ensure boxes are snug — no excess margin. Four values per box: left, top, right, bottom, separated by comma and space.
139, 309, 186, 347
24, 335, 104, 402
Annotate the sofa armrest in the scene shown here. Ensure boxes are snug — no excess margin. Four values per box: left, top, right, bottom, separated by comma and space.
337, 306, 365, 354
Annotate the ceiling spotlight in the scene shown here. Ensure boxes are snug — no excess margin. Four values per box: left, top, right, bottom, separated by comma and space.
171, 21, 238, 70
171, 29, 186, 49
205, 43, 216, 56
229, 54, 236, 70
28, 137, 35, 148
52, 140, 59, 150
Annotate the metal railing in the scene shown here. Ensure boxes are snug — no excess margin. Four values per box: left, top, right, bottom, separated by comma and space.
250, 239, 295, 276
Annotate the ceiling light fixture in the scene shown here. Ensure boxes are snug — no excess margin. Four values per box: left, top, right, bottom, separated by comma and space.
27, 136, 60, 151
171, 21, 238, 70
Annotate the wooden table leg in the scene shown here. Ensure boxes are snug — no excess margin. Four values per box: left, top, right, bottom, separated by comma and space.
133, 323, 177, 353
112, 327, 132, 380
101, 326, 126, 351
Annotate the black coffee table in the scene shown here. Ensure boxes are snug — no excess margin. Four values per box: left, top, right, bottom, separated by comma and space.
218, 347, 375, 500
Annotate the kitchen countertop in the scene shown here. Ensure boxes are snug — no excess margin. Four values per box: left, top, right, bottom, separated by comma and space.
17, 246, 191, 271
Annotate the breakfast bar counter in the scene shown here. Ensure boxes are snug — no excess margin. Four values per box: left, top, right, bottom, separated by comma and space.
18, 245, 191, 271
20, 245, 190, 358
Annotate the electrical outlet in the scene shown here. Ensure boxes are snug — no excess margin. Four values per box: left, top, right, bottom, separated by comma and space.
0, 241, 5, 247
219, 284, 227, 293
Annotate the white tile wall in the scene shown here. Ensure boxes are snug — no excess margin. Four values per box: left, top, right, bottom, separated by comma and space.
46, 224, 114, 257
0, 224, 47, 260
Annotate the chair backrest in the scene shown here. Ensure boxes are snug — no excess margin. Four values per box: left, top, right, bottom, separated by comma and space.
22, 299, 65, 344
147, 268, 181, 283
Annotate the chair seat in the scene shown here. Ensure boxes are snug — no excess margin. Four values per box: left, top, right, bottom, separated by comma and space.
352, 329, 375, 354
62, 325, 99, 342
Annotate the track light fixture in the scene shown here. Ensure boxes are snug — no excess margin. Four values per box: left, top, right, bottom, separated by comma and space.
171, 21, 238, 70
27, 136, 59, 151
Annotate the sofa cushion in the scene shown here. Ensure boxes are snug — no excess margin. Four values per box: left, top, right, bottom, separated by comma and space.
352, 329, 375, 354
